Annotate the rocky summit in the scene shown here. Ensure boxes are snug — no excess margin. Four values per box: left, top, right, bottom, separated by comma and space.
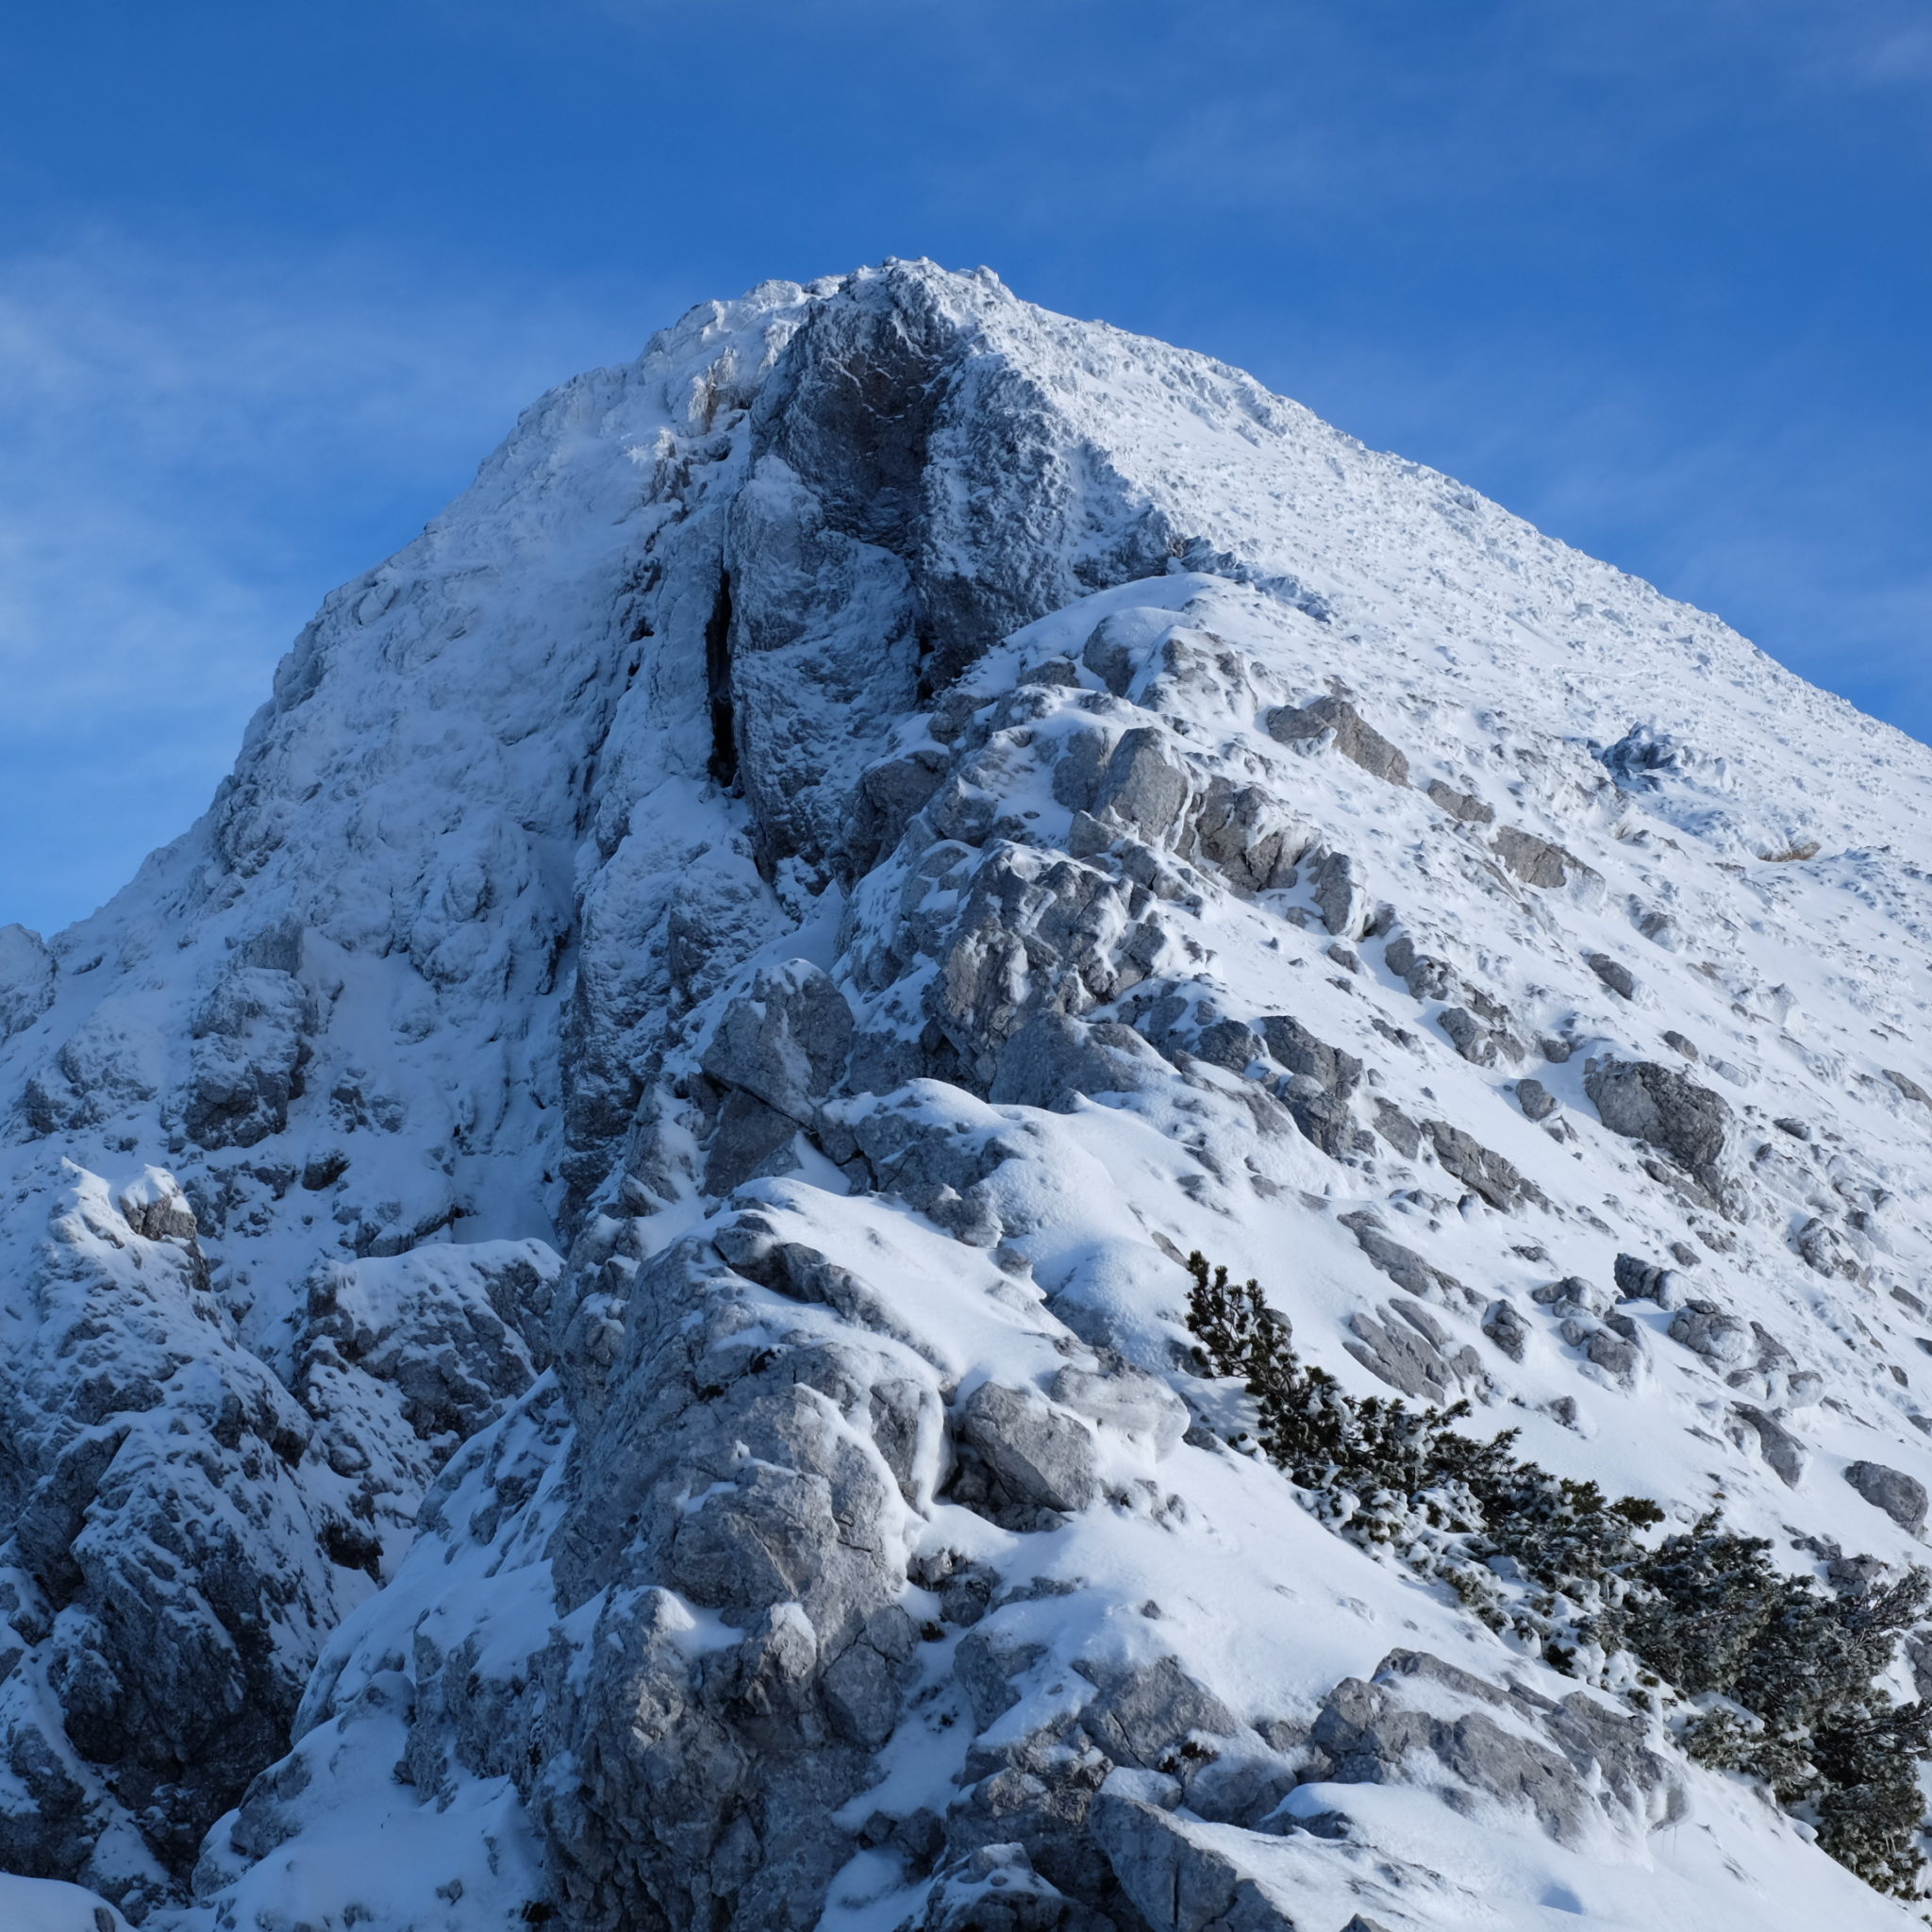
4, 260, 1932, 1932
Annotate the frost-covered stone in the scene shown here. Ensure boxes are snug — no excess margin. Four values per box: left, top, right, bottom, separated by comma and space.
0, 260, 1925, 1932
953, 1380, 1100, 1519
1584, 1057, 1732, 1200
1842, 1460, 1927, 1533
700, 959, 855, 1124
1491, 825, 1594, 891
1304, 1651, 1679, 1848
1264, 695, 1408, 787
0, 924, 56, 1041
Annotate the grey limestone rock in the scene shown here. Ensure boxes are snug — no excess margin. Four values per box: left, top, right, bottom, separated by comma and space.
1347, 1300, 1484, 1402
1515, 1076, 1558, 1122
1188, 776, 1308, 894
1075, 1653, 1241, 1770
1383, 932, 1453, 1002
182, 966, 316, 1151
919, 1841, 1108, 1932
705, 1086, 806, 1194
1081, 608, 1151, 695
1534, 1274, 1611, 1319
1613, 1253, 1671, 1303
700, 958, 855, 1125
1584, 953, 1636, 1000
1372, 1098, 1423, 1159
953, 1380, 1100, 1521
1308, 849, 1373, 939
1276, 1077, 1373, 1164
1482, 1299, 1529, 1361
1423, 1119, 1529, 1211
0, 923, 56, 1041
1491, 825, 1594, 891
1733, 1405, 1808, 1488
1571, 1321, 1642, 1388
1843, 1460, 1927, 1533
1668, 1300, 1753, 1367
0, 1169, 341, 1907
290, 1243, 549, 1532
1265, 694, 1409, 787
1304, 1650, 1678, 1849
990, 1013, 1167, 1112
1258, 1014, 1361, 1099
1793, 1215, 1864, 1282
1437, 1004, 1507, 1067
1337, 1210, 1469, 1306
848, 745, 950, 871
1583, 1057, 1731, 1201
519, 1233, 940, 1932
1091, 1786, 1298, 1932
1091, 727, 1192, 841
1425, 779, 1493, 824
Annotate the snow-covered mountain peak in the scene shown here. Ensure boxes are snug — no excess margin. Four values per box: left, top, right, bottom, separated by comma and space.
3, 261, 1932, 1932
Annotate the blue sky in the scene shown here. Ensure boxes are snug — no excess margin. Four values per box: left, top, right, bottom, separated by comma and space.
3, 0, 1928, 934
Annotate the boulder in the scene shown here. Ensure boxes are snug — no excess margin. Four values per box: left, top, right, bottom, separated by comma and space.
1091, 728, 1191, 841
1257, 1014, 1361, 1098
1491, 826, 1592, 891
1347, 1300, 1483, 1403
1338, 1211, 1469, 1305
1424, 779, 1492, 824
700, 959, 855, 1124
1091, 1785, 1297, 1932
1423, 1120, 1528, 1210
1304, 1650, 1677, 1848
1734, 1406, 1807, 1488
1482, 1300, 1528, 1361
1265, 694, 1408, 787
1668, 1301, 1753, 1367
990, 1014, 1166, 1111
1842, 1460, 1927, 1533
1584, 953, 1636, 999
1372, 1099, 1423, 1159
1583, 1057, 1731, 1200
954, 1382, 1100, 1518
1516, 1077, 1558, 1122
1383, 932, 1453, 1001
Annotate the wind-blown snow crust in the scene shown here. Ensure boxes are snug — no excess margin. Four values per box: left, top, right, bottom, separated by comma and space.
3, 260, 1932, 1931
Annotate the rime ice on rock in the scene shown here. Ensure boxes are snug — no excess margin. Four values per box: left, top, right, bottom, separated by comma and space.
0, 261, 1928, 1932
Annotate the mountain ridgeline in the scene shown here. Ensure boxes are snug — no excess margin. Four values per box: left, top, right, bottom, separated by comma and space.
4, 261, 1932, 1932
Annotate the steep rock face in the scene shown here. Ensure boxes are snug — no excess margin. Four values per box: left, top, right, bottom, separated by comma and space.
2, 263, 1932, 1932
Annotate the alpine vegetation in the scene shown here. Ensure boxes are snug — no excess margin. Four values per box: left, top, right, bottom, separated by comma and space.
1184, 1251, 1932, 1895
2, 261, 1932, 1932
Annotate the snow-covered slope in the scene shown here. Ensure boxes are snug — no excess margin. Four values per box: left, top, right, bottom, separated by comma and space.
4, 260, 1932, 1931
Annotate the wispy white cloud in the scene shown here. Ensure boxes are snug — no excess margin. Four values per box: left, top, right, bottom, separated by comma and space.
0, 234, 645, 932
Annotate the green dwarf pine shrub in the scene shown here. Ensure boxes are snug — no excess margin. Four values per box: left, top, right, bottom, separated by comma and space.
1182, 1251, 1932, 1896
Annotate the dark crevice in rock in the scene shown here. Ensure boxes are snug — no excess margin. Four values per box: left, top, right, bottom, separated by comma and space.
705, 572, 739, 791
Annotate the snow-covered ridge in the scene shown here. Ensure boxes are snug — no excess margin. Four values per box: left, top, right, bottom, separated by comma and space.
1, 259, 1929, 1930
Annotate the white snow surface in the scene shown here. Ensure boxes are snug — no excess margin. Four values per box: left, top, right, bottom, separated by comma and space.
0, 260, 1927, 1930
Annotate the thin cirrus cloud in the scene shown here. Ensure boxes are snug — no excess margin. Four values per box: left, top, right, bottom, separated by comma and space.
2, 0, 1926, 933
0, 239, 633, 937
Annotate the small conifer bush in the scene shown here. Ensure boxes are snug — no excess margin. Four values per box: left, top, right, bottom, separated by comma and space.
1183, 1251, 1932, 1896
